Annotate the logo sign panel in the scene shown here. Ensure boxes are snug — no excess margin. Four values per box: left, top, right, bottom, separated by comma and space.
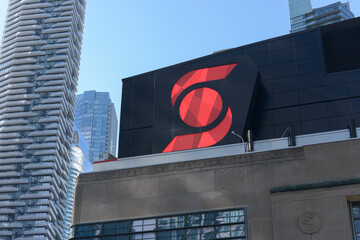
153, 55, 260, 154
164, 64, 236, 152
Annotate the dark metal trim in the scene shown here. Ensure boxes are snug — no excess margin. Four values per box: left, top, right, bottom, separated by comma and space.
271, 178, 360, 194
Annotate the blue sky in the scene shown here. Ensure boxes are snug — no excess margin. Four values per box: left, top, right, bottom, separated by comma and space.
0, 0, 359, 123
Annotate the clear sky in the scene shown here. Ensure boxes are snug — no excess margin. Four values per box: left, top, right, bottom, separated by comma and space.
0, 0, 359, 125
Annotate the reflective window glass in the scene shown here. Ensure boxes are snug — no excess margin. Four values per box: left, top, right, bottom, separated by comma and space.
71, 208, 247, 240
352, 202, 360, 239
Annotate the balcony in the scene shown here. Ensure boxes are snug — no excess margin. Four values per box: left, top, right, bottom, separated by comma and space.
0, 230, 12, 236
0, 165, 16, 171
0, 158, 31, 165
0, 208, 15, 214
17, 213, 51, 221
0, 222, 22, 229
0, 186, 18, 193
0, 201, 25, 207
20, 192, 53, 200
24, 162, 55, 170
0, 171, 20, 178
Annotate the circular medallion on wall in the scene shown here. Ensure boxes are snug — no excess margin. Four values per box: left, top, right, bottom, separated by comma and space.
297, 212, 322, 234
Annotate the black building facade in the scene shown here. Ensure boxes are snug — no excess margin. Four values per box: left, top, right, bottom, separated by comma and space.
119, 17, 360, 158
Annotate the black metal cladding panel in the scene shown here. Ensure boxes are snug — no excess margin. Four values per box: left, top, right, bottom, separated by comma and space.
118, 17, 360, 158
322, 18, 360, 73
120, 73, 155, 130
118, 73, 155, 157
271, 47, 295, 64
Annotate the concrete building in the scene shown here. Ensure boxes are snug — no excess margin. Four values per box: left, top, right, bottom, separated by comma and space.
72, 135, 360, 240
289, 0, 354, 33
74, 91, 118, 164
71, 18, 360, 240
62, 126, 91, 240
0, 0, 86, 239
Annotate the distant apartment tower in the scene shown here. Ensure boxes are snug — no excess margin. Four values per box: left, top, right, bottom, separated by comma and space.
74, 91, 118, 163
62, 126, 91, 240
0, 0, 86, 239
289, 0, 354, 33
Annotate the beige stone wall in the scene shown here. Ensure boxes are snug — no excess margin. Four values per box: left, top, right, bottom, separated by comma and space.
272, 185, 358, 240
73, 139, 360, 240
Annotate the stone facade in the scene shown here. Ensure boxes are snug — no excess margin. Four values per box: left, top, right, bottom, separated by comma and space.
72, 139, 360, 239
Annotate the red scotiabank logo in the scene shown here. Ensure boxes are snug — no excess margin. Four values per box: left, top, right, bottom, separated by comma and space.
163, 63, 238, 153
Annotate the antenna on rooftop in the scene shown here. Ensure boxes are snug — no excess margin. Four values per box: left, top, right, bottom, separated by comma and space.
281, 125, 296, 147
231, 131, 247, 152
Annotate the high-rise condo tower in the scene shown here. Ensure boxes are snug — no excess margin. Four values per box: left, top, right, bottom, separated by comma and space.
289, 0, 354, 33
74, 91, 118, 164
0, 0, 86, 239
63, 126, 91, 240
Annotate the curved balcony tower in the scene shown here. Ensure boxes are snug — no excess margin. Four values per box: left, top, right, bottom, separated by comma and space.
0, 0, 86, 239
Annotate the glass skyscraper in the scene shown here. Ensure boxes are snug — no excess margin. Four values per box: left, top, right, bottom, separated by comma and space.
74, 91, 118, 163
289, 0, 354, 33
62, 126, 91, 240
0, 0, 86, 239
